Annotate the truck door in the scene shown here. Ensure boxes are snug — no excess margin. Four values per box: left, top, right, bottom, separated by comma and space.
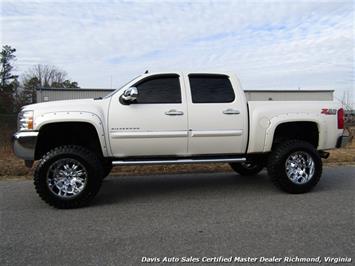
108, 73, 188, 157
185, 73, 247, 155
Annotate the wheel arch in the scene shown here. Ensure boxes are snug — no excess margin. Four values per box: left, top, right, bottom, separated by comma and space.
264, 116, 324, 152
34, 112, 109, 159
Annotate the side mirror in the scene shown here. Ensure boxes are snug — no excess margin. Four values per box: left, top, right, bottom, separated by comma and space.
120, 87, 138, 104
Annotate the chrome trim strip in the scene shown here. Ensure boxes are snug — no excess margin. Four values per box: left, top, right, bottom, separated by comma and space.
191, 130, 243, 137
111, 131, 188, 139
13, 131, 39, 138
112, 157, 246, 165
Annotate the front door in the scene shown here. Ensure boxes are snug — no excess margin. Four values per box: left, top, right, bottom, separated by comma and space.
108, 73, 188, 157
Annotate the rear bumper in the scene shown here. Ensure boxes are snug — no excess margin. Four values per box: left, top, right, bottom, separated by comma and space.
336, 134, 351, 148
12, 131, 38, 160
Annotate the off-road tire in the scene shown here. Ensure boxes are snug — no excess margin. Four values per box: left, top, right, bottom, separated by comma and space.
267, 140, 322, 194
229, 161, 264, 176
102, 160, 113, 179
34, 145, 103, 208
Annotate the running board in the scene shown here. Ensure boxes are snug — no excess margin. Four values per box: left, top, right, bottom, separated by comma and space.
112, 157, 246, 166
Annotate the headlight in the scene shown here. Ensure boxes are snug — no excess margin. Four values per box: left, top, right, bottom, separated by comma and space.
17, 110, 34, 131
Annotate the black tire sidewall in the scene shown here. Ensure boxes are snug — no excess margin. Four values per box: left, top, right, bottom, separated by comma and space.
102, 160, 113, 179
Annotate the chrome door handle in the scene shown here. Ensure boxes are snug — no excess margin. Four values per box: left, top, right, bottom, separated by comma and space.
223, 108, 240, 115
165, 109, 184, 116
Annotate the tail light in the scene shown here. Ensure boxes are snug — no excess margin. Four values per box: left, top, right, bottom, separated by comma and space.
337, 108, 344, 129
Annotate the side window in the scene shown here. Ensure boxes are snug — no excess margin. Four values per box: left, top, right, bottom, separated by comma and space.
189, 74, 235, 103
134, 74, 181, 104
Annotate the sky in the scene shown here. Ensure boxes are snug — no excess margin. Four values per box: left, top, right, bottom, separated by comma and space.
1, 0, 354, 106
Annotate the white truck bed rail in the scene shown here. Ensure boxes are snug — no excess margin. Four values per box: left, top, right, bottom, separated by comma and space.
244, 90, 334, 101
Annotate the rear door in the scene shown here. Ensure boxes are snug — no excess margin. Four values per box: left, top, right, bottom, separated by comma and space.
185, 73, 246, 155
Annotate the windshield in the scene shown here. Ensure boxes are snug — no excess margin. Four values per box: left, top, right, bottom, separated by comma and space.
103, 75, 141, 99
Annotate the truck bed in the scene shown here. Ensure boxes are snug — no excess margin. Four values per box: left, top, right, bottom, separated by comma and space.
244, 90, 334, 101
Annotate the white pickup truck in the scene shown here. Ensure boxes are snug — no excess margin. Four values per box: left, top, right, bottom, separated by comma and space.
12, 72, 349, 208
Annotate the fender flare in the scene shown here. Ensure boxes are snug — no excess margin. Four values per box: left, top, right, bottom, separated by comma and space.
34, 111, 110, 157
263, 113, 325, 152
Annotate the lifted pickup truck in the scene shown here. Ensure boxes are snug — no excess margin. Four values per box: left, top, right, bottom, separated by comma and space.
12, 72, 348, 208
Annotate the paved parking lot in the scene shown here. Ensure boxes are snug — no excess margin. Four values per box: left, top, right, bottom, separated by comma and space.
1, 166, 354, 265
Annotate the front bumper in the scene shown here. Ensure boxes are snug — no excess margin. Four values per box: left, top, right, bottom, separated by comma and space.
12, 131, 39, 160
336, 134, 351, 148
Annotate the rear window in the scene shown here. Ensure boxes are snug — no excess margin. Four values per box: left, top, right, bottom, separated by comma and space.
188, 74, 235, 103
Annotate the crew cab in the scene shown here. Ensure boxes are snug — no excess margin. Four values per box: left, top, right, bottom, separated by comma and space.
12, 72, 349, 208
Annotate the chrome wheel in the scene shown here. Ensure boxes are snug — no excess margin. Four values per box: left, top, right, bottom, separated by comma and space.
47, 158, 88, 198
285, 151, 315, 185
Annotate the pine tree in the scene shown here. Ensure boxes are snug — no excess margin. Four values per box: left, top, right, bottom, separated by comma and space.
0, 45, 18, 113
22, 77, 40, 104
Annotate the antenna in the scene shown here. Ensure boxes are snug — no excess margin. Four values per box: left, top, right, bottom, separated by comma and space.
144, 70, 149, 74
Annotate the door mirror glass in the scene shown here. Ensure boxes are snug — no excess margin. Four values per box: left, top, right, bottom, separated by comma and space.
120, 87, 138, 104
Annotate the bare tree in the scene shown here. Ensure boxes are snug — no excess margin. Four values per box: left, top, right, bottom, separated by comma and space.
24, 64, 68, 87
18, 64, 79, 106
341, 90, 353, 111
